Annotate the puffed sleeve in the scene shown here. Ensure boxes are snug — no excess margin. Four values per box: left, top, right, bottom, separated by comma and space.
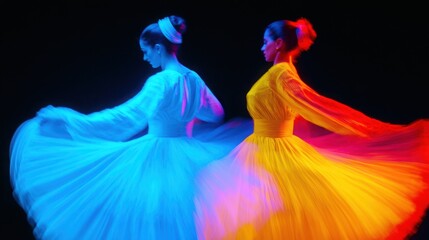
274, 64, 401, 137
195, 85, 224, 123
38, 74, 166, 141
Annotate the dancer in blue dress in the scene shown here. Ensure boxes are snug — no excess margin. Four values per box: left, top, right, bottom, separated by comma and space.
9, 15, 251, 240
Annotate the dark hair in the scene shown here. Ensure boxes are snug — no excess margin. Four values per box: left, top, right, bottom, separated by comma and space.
139, 15, 187, 54
265, 17, 317, 54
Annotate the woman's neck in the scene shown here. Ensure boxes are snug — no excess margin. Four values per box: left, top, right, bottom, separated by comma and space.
274, 50, 299, 65
161, 53, 181, 70
161, 53, 190, 74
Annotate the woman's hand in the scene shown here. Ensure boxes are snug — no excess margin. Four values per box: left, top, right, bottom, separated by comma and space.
37, 105, 76, 121
37, 105, 58, 119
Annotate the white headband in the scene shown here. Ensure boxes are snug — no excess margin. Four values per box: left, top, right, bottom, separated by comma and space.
158, 17, 182, 44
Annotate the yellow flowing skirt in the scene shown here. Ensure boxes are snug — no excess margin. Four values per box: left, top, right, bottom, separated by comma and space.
196, 133, 429, 240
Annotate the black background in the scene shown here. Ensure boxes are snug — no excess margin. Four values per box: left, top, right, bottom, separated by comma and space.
1, 0, 428, 239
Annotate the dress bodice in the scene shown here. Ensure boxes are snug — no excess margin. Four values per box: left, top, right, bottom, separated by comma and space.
246, 63, 298, 137
50, 70, 224, 140
145, 70, 223, 137
246, 62, 396, 138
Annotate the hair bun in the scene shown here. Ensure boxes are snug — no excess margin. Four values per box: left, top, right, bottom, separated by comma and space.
295, 18, 317, 51
170, 15, 187, 35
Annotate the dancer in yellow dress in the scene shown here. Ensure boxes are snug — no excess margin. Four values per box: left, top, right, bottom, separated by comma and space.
195, 17, 429, 240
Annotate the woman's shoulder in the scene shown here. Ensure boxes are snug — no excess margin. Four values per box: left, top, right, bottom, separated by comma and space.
270, 62, 300, 80
153, 69, 181, 78
264, 62, 303, 89
270, 62, 295, 73
149, 68, 204, 85
153, 66, 197, 77
147, 70, 181, 85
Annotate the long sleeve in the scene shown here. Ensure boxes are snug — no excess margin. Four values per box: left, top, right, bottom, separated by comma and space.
274, 63, 401, 137
37, 75, 165, 141
196, 86, 224, 123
